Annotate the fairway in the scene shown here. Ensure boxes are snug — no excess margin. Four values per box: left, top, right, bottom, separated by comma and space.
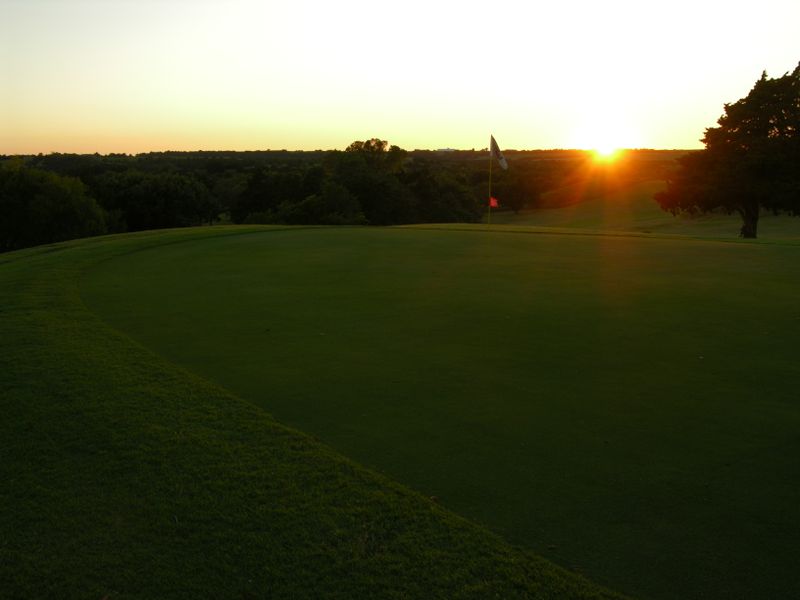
80, 226, 800, 600
489, 179, 800, 240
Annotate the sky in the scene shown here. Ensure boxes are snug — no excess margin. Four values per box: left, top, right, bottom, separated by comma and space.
1, 0, 798, 154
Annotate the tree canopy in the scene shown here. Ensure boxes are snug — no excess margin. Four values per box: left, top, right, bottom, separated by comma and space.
2, 145, 677, 252
656, 62, 800, 237
0, 162, 106, 252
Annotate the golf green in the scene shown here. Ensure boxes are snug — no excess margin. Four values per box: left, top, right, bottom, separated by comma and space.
81, 226, 800, 600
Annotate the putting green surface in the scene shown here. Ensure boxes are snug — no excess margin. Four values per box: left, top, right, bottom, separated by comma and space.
3, 226, 625, 600
81, 226, 800, 600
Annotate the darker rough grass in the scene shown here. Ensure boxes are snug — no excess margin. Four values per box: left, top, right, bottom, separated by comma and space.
0, 227, 623, 599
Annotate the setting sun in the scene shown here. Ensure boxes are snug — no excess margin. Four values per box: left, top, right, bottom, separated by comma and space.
593, 145, 621, 161
567, 106, 643, 157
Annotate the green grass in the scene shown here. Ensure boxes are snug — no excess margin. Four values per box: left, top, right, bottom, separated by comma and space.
488, 179, 800, 240
76, 225, 800, 600
0, 226, 624, 600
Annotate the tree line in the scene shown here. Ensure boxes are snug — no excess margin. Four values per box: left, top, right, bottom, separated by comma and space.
3, 62, 797, 251
2, 140, 685, 253
1, 141, 570, 252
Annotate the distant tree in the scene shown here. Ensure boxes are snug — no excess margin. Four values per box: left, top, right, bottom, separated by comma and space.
656, 63, 800, 238
92, 170, 214, 231
209, 171, 249, 222
327, 144, 415, 225
345, 138, 407, 173
0, 162, 106, 251
301, 165, 326, 198
230, 168, 306, 223
489, 166, 542, 214
268, 182, 366, 225
400, 159, 481, 222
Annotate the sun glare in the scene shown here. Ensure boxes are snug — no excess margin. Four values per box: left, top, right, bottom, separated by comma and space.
570, 109, 641, 162
592, 145, 621, 161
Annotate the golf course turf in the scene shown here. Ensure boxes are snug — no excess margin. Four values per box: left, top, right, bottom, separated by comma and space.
1, 226, 624, 600
4, 222, 800, 598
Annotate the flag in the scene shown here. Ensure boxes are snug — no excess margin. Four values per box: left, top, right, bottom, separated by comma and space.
489, 197, 499, 208
490, 135, 508, 170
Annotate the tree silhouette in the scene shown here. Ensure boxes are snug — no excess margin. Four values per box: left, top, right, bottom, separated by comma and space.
0, 162, 106, 251
656, 63, 800, 238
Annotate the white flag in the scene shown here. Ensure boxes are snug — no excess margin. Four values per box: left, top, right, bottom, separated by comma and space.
490, 135, 508, 170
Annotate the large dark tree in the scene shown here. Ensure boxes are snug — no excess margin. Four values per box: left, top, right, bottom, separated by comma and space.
0, 162, 106, 251
656, 63, 800, 238
344, 138, 406, 173
326, 141, 415, 225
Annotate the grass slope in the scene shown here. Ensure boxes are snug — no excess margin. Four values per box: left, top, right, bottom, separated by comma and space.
0, 227, 623, 600
80, 226, 800, 600
489, 180, 800, 240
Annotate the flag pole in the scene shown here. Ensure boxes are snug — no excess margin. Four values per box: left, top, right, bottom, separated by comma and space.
488, 136, 493, 226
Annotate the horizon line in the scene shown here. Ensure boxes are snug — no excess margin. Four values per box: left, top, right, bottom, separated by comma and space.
1, 147, 699, 157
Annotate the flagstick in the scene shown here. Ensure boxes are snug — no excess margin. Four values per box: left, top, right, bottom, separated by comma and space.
488, 140, 493, 226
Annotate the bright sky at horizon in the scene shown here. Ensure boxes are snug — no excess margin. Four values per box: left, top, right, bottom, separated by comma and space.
1, 0, 798, 154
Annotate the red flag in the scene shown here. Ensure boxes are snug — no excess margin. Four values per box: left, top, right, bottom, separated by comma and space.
489, 197, 499, 208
